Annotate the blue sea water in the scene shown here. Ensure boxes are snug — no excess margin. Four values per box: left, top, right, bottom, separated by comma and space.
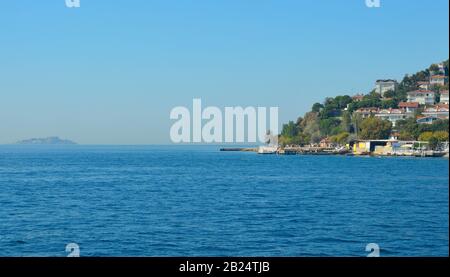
0, 145, 448, 257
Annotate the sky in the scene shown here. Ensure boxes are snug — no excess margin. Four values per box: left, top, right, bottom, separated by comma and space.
0, 0, 449, 144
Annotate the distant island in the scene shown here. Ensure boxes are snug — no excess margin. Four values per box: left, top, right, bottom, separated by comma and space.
16, 137, 77, 145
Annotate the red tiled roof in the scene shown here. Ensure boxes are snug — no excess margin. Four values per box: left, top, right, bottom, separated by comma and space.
417, 115, 439, 120
424, 104, 449, 112
399, 102, 419, 108
431, 75, 447, 79
435, 103, 449, 109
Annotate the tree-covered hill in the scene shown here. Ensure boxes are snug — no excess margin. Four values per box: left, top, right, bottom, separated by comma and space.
279, 59, 449, 147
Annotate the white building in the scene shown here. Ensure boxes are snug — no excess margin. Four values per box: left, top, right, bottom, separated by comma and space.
375, 79, 398, 97
354, 108, 379, 118
430, 75, 447, 87
417, 81, 431, 90
407, 90, 436, 105
398, 102, 419, 114
417, 116, 440, 125
375, 109, 411, 127
440, 90, 449, 104
438, 63, 446, 74
422, 104, 449, 119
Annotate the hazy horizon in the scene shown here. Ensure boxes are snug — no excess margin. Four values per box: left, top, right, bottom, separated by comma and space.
1, 0, 449, 144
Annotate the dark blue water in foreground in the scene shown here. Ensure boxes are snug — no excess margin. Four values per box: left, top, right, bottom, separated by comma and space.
0, 145, 448, 257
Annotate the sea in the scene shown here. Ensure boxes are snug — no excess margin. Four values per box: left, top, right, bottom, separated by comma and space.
0, 145, 448, 257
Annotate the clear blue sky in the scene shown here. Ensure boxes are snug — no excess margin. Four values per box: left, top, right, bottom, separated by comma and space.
0, 0, 448, 144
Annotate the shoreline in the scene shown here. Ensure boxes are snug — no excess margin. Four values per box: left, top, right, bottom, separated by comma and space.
220, 147, 449, 158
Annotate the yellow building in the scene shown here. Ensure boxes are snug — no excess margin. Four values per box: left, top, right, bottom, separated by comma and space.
353, 141, 371, 155
351, 140, 399, 155
351, 140, 417, 156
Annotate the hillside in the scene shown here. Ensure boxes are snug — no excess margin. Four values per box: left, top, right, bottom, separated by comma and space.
279, 59, 449, 147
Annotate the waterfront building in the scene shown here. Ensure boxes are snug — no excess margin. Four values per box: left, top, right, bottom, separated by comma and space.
351, 140, 397, 155
350, 140, 430, 156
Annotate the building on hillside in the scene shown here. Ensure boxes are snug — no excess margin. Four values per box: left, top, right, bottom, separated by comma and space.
440, 90, 449, 104
438, 63, 446, 74
417, 81, 431, 90
398, 102, 419, 114
421, 104, 449, 119
375, 79, 398, 97
375, 109, 411, 127
352, 94, 365, 102
430, 75, 448, 87
354, 108, 379, 119
417, 116, 440, 125
407, 90, 436, 105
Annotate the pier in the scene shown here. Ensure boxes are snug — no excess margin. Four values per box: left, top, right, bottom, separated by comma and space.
219, 148, 257, 152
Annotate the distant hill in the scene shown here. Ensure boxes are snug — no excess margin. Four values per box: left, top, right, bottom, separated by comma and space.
16, 137, 77, 145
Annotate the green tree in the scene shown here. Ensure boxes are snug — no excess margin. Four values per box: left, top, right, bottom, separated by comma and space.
396, 118, 420, 140
429, 64, 440, 74
398, 130, 415, 141
301, 112, 321, 139
430, 119, 449, 133
279, 135, 293, 146
312, 103, 324, 113
281, 121, 299, 138
383, 90, 396, 98
417, 119, 449, 134
340, 111, 352, 132
428, 137, 439, 150
319, 118, 341, 137
351, 113, 364, 136
310, 132, 322, 144
331, 132, 350, 145
320, 106, 340, 119
419, 132, 433, 142
433, 131, 449, 142
444, 59, 449, 76
359, 117, 392, 140
334, 95, 353, 109
381, 99, 397, 109
293, 133, 311, 146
